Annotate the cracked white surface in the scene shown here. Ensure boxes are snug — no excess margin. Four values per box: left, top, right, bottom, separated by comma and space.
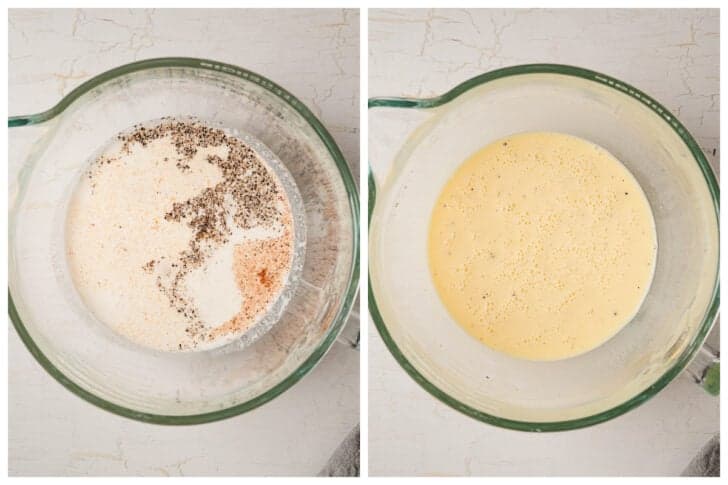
370, 8, 719, 170
369, 8, 719, 476
9, 8, 359, 477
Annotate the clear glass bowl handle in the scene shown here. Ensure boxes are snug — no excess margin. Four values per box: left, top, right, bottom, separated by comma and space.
686, 344, 720, 396
368, 97, 719, 396
8, 115, 58, 209
336, 307, 360, 351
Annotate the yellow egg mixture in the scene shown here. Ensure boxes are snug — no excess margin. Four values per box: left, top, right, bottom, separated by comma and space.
428, 132, 657, 361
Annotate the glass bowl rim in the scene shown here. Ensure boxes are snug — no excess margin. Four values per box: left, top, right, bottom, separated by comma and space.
368, 63, 719, 432
8, 57, 360, 425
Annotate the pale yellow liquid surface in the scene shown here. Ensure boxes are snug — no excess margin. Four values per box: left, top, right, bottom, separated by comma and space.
428, 132, 657, 361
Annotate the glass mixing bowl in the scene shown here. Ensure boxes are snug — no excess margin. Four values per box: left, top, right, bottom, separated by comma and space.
9, 58, 359, 424
369, 64, 719, 431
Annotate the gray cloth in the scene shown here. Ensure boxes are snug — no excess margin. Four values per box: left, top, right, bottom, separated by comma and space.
318, 425, 360, 477
682, 434, 719, 477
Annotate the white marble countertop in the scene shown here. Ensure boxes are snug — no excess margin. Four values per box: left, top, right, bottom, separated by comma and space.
9, 8, 359, 476
368, 8, 719, 476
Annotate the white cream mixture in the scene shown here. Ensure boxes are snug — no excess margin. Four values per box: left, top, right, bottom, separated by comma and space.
66, 120, 295, 352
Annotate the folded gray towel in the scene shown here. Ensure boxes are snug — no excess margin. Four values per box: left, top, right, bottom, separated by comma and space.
318, 425, 360, 477
682, 434, 719, 477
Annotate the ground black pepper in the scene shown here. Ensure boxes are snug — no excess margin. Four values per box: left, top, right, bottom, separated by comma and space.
92, 118, 288, 349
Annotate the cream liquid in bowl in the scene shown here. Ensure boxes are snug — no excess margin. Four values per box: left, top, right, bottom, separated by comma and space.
428, 132, 657, 361
66, 118, 304, 352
